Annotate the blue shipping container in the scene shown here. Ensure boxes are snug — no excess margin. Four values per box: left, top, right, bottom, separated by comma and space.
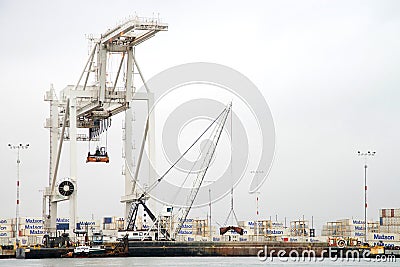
57, 223, 69, 230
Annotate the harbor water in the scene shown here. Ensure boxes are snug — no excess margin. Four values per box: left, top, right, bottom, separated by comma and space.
0, 257, 398, 267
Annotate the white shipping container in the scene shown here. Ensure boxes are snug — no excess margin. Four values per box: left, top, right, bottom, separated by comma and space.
0, 237, 12, 245
76, 219, 100, 227
102, 229, 118, 237
394, 209, 400, 217
0, 231, 13, 238
177, 218, 194, 225
380, 225, 400, 234
265, 228, 288, 236
19, 222, 44, 233
178, 228, 194, 235
350, 219, 365, 226
271, 222, 284, 228
115, 220, 124, 230
113, 217, 125, 223
368, 232, 400, 242
337, 219, 352, 226
20, 227, 45, 236
22, 217, 44, 225
0, 218, 12, 225
0, 225, 13, 232
19, 236, 29, 246
176, 235, 196, 242
103, 223, 116, 230
382, 217, 400, 225
238, 220, 262, 229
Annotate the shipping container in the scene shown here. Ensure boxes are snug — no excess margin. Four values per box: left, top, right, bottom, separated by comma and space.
381, 217, 400, 226
56, 223, 69, 231
103, 223, 116, 230
265, 228, 288, 236
395, 208, 400, 217
115, 220, 124, 230
103, 217, 112, 224
238, 220, 263, 229
380, 208, 400, 218
368, 232, 400, 243
21, 217, 44, 225
19, 220, 44, 236
20, 228, 45, 236
0, 225, 13, 232
380, 225, 400, 234
27, 236, 43, 246
0, 218, 12, 225
0, 231, 13, 238
0, 237, 12, 245
75, 219, 100, 231
17, 237, 29, 247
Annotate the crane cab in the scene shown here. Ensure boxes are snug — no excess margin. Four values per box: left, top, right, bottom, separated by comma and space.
86, 146, 109, 163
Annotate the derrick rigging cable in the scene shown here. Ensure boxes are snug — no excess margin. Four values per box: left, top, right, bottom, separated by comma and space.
173, 103, 232, 237
125, 103, 232, 238
146, 104, 229, 195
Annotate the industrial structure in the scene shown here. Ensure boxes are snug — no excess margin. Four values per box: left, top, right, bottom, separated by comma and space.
41, 15, 235, 243
42, 16, 168, 239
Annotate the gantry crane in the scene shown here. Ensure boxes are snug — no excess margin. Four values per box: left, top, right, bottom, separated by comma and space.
43, 16, 167, 238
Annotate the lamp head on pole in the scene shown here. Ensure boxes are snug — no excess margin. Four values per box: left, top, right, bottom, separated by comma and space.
357, 151, 376, 157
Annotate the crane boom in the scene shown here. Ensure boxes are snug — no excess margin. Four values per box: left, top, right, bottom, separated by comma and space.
173, 103, 232, 238
124, 103, 232, 240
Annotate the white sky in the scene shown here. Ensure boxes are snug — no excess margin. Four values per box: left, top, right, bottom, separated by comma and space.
1, 0, 400, 232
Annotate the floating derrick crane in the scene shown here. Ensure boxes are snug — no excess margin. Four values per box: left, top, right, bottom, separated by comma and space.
125, 103, 232, 240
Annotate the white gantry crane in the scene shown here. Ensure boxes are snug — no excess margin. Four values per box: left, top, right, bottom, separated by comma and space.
43, 16, 167, 239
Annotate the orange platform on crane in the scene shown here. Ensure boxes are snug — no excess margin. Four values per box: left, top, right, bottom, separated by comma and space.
86, 147, 109, 163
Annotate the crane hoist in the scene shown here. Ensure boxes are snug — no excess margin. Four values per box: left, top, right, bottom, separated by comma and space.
86, 117, 111, 163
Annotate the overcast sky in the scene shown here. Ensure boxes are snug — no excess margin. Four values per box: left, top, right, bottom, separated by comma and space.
1, 0, 400, 232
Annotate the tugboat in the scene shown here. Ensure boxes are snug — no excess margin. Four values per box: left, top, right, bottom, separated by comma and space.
62, 234, 128, 258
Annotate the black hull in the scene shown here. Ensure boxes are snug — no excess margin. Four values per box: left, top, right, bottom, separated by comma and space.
18, 241, 400, 259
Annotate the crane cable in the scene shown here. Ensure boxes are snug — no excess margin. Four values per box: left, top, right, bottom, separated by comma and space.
123, 107, 227, 200
174, 103, 232, 236
144, 105, 228, 197
169, 117, 221, 207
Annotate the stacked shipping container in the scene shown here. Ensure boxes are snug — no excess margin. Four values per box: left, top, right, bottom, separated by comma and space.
380, 208, 400, 234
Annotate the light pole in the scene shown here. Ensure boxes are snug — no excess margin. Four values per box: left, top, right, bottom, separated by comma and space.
203, 180, 214, 241
357, 150, 375, 244
209, 188, 212, 241
8, 143, 29, 247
